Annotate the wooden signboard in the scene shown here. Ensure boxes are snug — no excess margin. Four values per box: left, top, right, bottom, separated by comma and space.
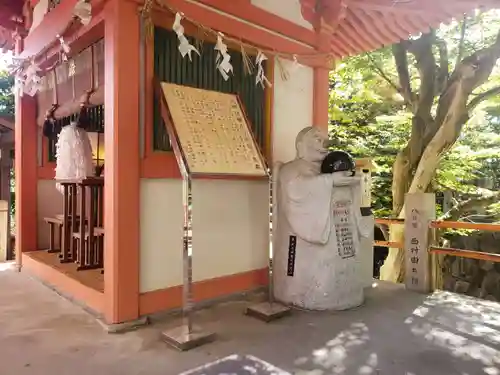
158, 82, 268, 178
404, 193, 435, 293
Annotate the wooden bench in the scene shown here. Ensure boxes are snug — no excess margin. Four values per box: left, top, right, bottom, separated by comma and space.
44, 217, 63, 253
72, 226, 104, 271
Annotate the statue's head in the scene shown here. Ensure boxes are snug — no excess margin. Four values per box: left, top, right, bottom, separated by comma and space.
295, 126, 329, 162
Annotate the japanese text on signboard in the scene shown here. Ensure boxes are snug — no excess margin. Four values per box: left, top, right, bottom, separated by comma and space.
410, 209, 420, 286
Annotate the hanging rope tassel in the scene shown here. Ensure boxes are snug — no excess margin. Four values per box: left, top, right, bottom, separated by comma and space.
55, 122, 95, 194
241, 45, 254, 75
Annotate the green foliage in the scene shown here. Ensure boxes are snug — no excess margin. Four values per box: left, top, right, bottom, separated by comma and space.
0, 70, 14, 117
329, 62, 410, 217
328, 9, 500, 220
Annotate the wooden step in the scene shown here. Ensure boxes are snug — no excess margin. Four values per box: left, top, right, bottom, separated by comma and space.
44, 217, 63, 225
55, 214, 86, 223
73, 230, 105, 240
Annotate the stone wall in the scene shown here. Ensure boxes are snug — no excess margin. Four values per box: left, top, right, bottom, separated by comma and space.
442, 232, 500, 301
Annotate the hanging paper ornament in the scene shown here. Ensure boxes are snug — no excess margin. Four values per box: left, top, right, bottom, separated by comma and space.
6, 56, 25, 74
57, 34, 71, 61
14, 76, 25, 97
68, 60, 76, 77
276, 57, 289, 81
54, 122, 95, 194
172, 12, 199, 61
214, 33, 233, 81
23, 61, 43, 96
73, 0, 92, 26
9, 59, 43, 97
291, 54, 301, 72
241, 45, 254, 75
255, 51, 271, 88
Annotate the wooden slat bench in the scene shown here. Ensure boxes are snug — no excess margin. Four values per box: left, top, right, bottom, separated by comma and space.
44, 217, 63, 253
72, 226, 104, 271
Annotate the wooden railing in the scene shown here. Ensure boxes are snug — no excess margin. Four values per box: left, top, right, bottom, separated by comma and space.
374, 217, 500, 262
44, 177, 104, 273
73, 178, 104, 271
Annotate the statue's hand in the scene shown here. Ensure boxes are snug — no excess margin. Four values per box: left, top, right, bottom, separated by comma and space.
331, 173, 361, 187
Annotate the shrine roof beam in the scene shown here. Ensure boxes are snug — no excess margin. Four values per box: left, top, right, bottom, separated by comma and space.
348, 0, 497, 14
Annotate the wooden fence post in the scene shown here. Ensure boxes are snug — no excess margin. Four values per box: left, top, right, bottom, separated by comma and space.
404, 193, 435, 293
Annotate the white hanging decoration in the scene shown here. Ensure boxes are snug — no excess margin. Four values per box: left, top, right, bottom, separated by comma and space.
276, 56, 290, 81
14, 76, 25, 97
57, 34, 71, 61
68, 60, 76, 77
290, 54, 301, 72
73, 0, 92, 26
7, 58, 26, 96
8, 58, 43, 97
23, 62, 43, 96
255, 50, 271, 88
6, 56, 25, 74
54, 122, 95, 194
214, 32, 233, 81
172, 12, 199, 61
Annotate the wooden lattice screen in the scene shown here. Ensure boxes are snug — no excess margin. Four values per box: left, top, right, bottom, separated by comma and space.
153, 27, 267, 151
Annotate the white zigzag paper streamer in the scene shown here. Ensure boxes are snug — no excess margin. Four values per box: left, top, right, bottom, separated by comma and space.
214, 33, 233, 81
173, 12, 200, 61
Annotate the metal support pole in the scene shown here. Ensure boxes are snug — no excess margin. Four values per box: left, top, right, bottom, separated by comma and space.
245, 167, 290, 322
161, 177, 215, 350
182, 176, 193, 333
268, 175, 274, 305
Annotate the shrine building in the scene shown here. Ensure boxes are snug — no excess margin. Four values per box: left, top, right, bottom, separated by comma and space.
0, 0, 492, 327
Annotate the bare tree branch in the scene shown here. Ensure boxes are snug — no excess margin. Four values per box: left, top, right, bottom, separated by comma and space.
439, 191, 500, 221
436, 37, 449, 94
408, 28, 500, 197
467, 85, 500, 112
455, 15, 467, 69
392, 42, 416, 109
408, 32, 437, 119
365, 54, 412, 107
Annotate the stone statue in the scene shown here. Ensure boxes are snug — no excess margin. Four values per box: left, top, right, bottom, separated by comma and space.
272, 126, 372, 310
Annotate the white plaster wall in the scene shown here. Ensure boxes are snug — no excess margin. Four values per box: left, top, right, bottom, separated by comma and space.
139, 50, 313, 294
191, 179, 269, 282
139, 178, 269, 292
251, 0, 313, 30
37, 179, 63, 249
139, 179, 183, 293
272, 58, 314, 164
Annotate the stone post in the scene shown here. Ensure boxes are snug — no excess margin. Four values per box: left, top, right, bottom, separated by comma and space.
357, 160, 373, 287
404, 193, 435, 293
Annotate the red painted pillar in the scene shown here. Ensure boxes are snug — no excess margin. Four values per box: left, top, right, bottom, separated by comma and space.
313, 67, 330, 130
103, 0, 141, 324
15, 37, 38, 259
313, 19, 334, 132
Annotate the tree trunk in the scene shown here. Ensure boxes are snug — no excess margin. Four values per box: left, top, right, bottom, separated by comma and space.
380, 28, 500, 283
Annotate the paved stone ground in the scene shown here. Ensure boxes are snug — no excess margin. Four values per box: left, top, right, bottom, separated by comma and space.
0, 263, 499, 375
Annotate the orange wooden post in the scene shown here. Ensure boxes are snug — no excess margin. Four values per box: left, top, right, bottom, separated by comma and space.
103, 0, 141, 325
312, 20, 333, 131
313, 66, 330, 130
15, 37, 38, 263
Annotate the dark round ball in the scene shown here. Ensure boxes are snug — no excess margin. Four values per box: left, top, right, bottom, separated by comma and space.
321, 151, 356, 174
